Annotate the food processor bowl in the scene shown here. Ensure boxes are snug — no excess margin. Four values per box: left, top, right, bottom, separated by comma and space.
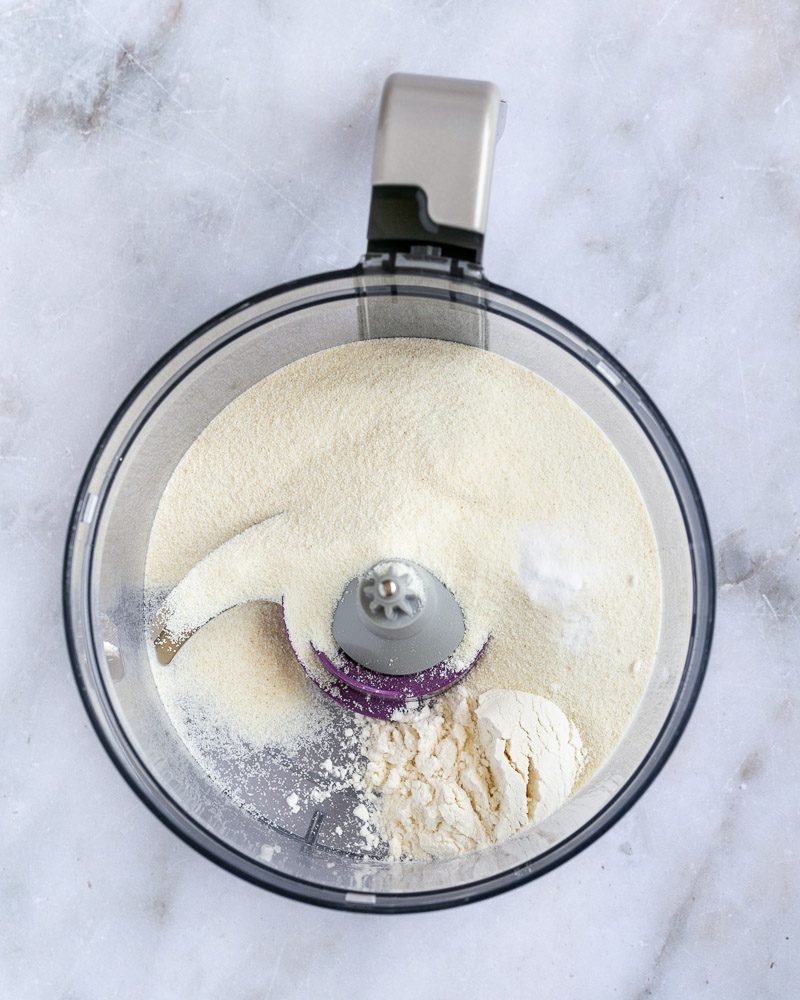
63, 75, 714, 912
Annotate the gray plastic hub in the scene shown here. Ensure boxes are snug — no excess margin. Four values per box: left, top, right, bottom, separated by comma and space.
331, 560, 465, 676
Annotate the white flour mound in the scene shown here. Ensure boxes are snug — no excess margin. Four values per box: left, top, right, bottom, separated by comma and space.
145, 337, 662, 858
360, 687, 584, 860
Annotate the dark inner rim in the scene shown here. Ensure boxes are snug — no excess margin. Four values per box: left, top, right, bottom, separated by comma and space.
63, 265, 715, 912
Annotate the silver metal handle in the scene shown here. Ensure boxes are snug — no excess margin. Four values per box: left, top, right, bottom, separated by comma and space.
367, 73, 502, 264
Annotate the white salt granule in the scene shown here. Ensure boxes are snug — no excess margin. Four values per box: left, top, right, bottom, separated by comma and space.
145, 338, 662, 856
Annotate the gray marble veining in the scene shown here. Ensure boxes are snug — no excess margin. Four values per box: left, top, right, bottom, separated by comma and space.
1, 0, 798, 997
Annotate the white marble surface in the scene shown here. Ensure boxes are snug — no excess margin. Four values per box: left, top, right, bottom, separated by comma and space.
2, 0, 798, 996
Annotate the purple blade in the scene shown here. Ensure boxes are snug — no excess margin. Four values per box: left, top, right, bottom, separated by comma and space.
282, 599, 488, 720
312, 646, 483, 701
303, 669, 408, 721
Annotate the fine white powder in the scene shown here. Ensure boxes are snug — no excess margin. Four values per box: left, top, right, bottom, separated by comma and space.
359, 687, 584, 860
145, 337, 661, 857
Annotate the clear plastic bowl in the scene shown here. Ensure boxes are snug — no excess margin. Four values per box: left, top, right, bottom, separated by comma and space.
63, 262, 714, 912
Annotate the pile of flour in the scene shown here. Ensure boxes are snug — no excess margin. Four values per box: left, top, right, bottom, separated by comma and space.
145, 337, 661, 859
359, 687, 584, 860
